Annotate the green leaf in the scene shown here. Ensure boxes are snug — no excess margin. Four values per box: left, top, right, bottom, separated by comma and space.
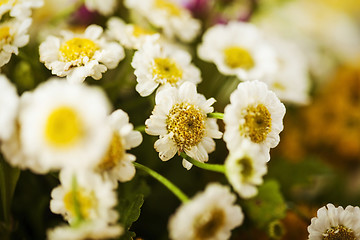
243, 180, 287, 229
116, 175, 150, 240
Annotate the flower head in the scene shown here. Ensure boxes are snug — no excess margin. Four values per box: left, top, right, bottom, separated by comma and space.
84, 0, 117, 16
225, 140, 269, 199
145, 82, 222, 168
0, 0, 43, 19
131, 38, 201, 96
124, 0, 201, 42
168, 183, 244, 240
18, 79, 112, 171
307, 203, 360, 240
39, 25, 124, 83
95, 109, 143, 185
224, 80, 286, 153
197, 21, 278, 81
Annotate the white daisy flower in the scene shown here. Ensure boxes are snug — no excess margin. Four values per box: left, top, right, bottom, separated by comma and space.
95, 109, 143, 185
124, 0, 201, 42
145, 82, 222, 169
84, 0, 117, 16
0, 18, 32, 68
0, 74, 19, 142
131, 38, 201, 97
47, 222, 123, 240
225, 140, 269, 199
39, 24, 124, 83
0, 0, 43, 19
264, 35, 311, 105
106, 17, 159, 49
168, 183, 244, 240
197, 21, 278, 81
223, 80, 286, 153
50, 170, 119, 225
308, 203, 360, 240
18, 79, 112, 171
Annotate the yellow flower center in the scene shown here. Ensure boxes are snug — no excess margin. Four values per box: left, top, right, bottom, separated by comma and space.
45, 106, 83, 148
223, 46, 255, 70
98, 132, 125, 171
166, 102, 205, 151
323, 225, 355, 240
152, 57, 183, 85
237, 156, 254, 182
0, 26, 11, 43
132, 25, 155, 37
59, 37, 99, 65
63, 188, 96, 220
194, 208, 225, 239
0, 0, 12, 6
240, 104, 272, 143
154, 0, 182, 16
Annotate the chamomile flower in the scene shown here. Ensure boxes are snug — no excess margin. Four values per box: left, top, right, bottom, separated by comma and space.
223, 80, 286, 153
197, 21, 278, 81
50, 170, 119, 225
39, 25, 124, 83
131, 38, 201, 96
0, 74, 19, 142
124, 0, 201, 42
18, 79, 112, 171
84, 0, 117, 16
47, 222, 123, 240
225, 140, 269, 199
0, 0, 43, 19
307, 203, 360, 240
0, 18, 32, 68
264, 36, 311, 105
168, 183, 244, 240
145, 82, 222, 168
106, 17, 159, 49
95, 109, 142, 185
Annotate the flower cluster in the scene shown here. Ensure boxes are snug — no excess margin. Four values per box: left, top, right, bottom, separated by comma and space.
0, 0, 359, 240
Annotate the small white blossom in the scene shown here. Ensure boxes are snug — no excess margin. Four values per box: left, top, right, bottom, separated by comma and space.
84, 0, 117, 16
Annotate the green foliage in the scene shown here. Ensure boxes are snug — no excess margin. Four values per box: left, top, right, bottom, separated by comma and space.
243, 180, 287, 230
117, 175, 150, 240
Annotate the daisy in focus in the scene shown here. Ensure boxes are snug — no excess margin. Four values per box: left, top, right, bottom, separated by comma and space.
197, 21, 278, 81
307, 203, 360, 240
95, 109, 143, 185
0, 0, 43, 19
223, 80, 286, 153
131, 38, 201, 96
225, 140, 269, 199
0, 18, 32, 67
124, 0, 201, 42
39, 24, 124, 83
168, 183, 244, 240
145, 82, 222, 169
18, 79, 112, 171
107, 17, 159, 50
50, 170, 121, 232
0, 74, 19, 142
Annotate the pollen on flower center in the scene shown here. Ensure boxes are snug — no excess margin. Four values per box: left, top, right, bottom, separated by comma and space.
240, 104, 272, 143
166, 102, 205, 150
194, 208, 225, 239
98, 132, 125, 171
0, 0, 12, 6
237, 157, 254, 182
154, 0, 182, 16
223, 46, 255, 70
323, 225, 356, 240
0, 26, 11, 44
152, 57, 183, 85
59, 37, 99, 65
63, 188, 96, 220
45, 106, 83, 148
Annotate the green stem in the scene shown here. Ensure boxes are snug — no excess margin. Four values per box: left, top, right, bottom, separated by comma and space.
70, 175, 84, 227
180, 152, 226, 173
133, 162, 189, 203
207, 112, 224, 120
